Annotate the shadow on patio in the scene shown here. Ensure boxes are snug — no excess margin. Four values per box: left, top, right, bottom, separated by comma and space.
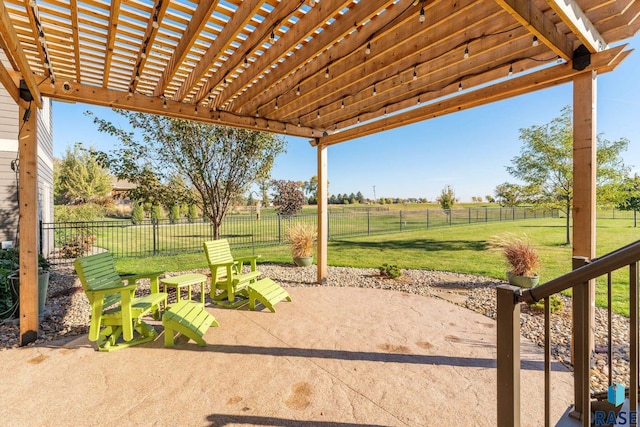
0, 286, 574, 426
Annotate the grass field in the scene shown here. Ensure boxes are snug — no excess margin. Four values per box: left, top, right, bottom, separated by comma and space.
114, 217, 640, 315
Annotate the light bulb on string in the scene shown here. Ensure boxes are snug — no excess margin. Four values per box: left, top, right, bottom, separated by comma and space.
365, 42, 371, 55
413, 66, 417, 81
296, 86, 300, 96
458, 81, 462, 92
373, 84, 377, 96
464, 46, 469, 59
532, 36, 539, 47
341, 98, 344, 109
508, 64, 513, 76
419, 6, 425, 23
325, 67, 329, 78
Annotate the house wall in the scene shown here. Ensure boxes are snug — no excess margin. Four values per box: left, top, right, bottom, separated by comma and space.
0, 56, 54, 254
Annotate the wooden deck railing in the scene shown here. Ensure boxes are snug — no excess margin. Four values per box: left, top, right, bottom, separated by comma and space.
497, 240, 640, 427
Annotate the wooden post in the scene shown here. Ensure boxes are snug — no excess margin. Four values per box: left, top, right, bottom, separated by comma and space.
571, 70, 597, 420
316, 140, 328, 284
497, 284, 521, 427
18, 100, 39, 346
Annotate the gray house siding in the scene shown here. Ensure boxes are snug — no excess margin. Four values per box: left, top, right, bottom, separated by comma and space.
0, 82, 54, 255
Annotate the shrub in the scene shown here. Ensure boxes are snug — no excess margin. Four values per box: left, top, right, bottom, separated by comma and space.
54, 203, 105, 222
60, 234, 97, 259
131, 201, 145, 224
150, 204, 163, 223
286, 223, 316, 258
272, 180, 305, 217
528, 294, 563, 313
169, 205, 181, 224
379, 263, 402, 279
187, 204, 199, 223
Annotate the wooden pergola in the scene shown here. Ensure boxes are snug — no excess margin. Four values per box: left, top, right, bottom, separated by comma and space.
0, 0, 638, 346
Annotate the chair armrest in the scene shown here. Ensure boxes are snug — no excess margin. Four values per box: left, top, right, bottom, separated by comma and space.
207, 262, 236, 268
87, 283, 137, 297
234, 255, 261, 263
235, 255, 261, 271
121, 272, 165, 294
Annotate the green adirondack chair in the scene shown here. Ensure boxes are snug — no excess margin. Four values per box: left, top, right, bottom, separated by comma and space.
203, 239, 261, 308
74, 252, 167, 352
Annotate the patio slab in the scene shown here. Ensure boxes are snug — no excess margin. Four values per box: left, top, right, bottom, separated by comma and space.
0, 286, 573, 426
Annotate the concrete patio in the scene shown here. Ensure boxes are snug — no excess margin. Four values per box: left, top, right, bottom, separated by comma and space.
0, 286, 574, 426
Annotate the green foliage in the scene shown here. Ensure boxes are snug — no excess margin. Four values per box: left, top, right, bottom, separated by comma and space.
528, 294, 563, 313
505, 106, 630, 243
54, 143, 112, 205
169, 205, 181, 223
378, 263, 402, 279
54, 203, 105, 222
88, 111, 286, 239
131, 201, 145, 224
151, 204, 163, 222
437, 185, 456, 210
618, 174, 640, 211
494, 182, 523, 207
272, 179, 305, 216
187, 204, 199, 222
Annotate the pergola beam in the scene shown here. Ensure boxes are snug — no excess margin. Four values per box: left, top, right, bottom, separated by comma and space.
152, 0, 219, 98
495, 0, 574, 60
319, 44, 629, 146
31, 76, 321, 138
546, 0, 607, 52
172, 0, 264, 102
103, 0, 122, 88
0, 59, 19, 103
0, 1, 42, 108
131, 0, 169, 94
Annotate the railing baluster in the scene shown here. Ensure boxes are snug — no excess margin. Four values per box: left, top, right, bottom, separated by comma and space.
545, 296, 550, 427
631, 261, 638, 425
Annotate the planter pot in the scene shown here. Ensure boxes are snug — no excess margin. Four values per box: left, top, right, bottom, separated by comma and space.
506, 271, 539, 288
8, 271, 50, 317
293, 256, 313, 267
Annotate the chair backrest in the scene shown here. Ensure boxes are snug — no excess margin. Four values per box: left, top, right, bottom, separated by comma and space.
74, 252, 123, 307
203, 240, 234, 281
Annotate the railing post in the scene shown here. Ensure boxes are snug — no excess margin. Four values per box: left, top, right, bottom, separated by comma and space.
497, 284, 522, 427
570, 256, 591, 425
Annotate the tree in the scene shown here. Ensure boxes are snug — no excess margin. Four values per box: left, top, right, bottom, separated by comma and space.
494, 182, 524, 207
618, 174, 640, 227
54, 143, 112, 205
89, 111, 286, 239
485, 195, 495, 203
272, 180, 305, 216
506, 106, 629, 244
131, 201, 145, 224
257, 177, 272, 207
437, 185, 456, 210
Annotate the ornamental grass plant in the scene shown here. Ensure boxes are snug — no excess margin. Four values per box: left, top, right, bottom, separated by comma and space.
489, 233, 540, 277
286, 223, 317, 259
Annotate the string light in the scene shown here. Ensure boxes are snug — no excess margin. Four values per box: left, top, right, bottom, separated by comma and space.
270, 31, 276, 44
141, 47, 147, 59
194, 105, 198, 115
317, 110, 320, 118
243, 57, 249, 68
297, 119, 301, 127
296, 86, 300, 96
532, 35, 539, 47
508, 63, 513, 76
419, 6, 425, 23
275, 98, 279, 109
373, 84, 377, 96
325, 67, 329, 78
464, 46, 469, 59
256, 109, 259, 117
357, 117, 360, 124
365, 41, 371, 55
417, 95, 421, 105
556, 55, 562, 63
458, 81, 462, 91
152, 14, 159, 29
413, 66, 417, 81
341, 98, 344, 109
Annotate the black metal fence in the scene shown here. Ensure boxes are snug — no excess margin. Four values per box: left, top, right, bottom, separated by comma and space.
42, 206, 558, 264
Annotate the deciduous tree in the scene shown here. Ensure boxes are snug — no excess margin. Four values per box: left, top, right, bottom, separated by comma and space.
54, 143, 112, 205
89, 111, 286, 239
437, 185, 456, 210
272, 180, 305, 216
506, 106, 629, 244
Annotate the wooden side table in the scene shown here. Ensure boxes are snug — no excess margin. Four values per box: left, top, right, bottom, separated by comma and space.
160, 273, 207, 307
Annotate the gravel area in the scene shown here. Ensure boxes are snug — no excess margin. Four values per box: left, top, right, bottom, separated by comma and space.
1, 264, 631, 394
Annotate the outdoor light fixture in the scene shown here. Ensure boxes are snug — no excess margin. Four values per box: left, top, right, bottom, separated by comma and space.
244, 57, 249, 68
508, 64, 513, 76
325, 67, 329, 78
419, 6, 425, 22
464, 46, 469, 59
417, 95, 421, 104
373, 84, 377, 95
413, 66, 417, 80
458, 81, 462, 91
270, 31, 276, 44
152, 15, 159, 29
296, 86, 301, 96
532, 35, 539, 46
365, 41, 371, 55
275, 98, 279, 109
341, 98, 344, 108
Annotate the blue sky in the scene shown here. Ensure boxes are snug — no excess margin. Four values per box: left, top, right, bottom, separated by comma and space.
52, 35, 640, 202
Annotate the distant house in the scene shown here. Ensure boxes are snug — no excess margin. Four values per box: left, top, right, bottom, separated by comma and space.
0, 56, 54, 255
111, 178, 136, 217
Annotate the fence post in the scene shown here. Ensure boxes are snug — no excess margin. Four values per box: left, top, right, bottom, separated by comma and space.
500, 207, 502, 221
497, 284, 522, 427
367, 210, 371, 235
468, 208, 471, 224
153, 220, 158, 256
400, 210, 403, 231
485, 206, 488, 222
635, 209, 637, 228
277, 215, 282, 244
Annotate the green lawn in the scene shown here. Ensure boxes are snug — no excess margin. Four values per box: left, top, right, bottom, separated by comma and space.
114, 217, 640, 315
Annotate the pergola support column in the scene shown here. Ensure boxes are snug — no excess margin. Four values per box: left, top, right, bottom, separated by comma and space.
316, 140, 328, 284
570, 70, 597, 421
18, 100, 39, 346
